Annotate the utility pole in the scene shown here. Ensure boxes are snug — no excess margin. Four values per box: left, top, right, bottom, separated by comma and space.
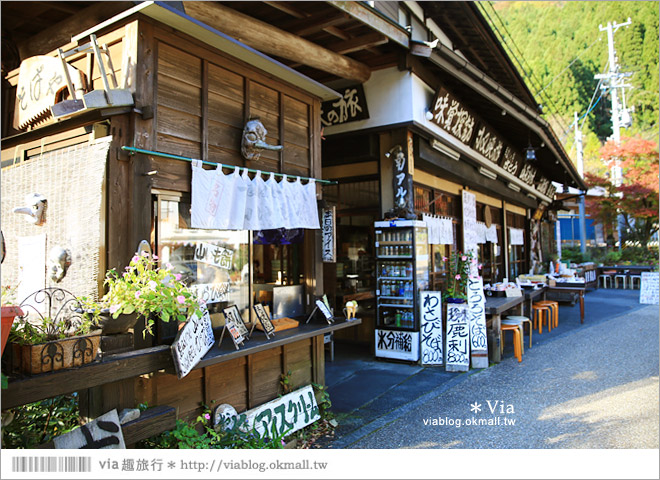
594, 18, 632, 250
574, 112, 587, 254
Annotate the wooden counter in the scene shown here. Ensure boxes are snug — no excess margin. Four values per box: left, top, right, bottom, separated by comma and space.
2, 318, 360, 412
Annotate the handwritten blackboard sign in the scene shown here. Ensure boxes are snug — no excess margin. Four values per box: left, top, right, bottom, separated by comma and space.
467, 276, 488, 369
253, 303, 275, 338
445, 304, 470, 372
639, 272, 659, 305
223, 305, 250, 339
420, 291, 443, 366
171, 309, 215, 379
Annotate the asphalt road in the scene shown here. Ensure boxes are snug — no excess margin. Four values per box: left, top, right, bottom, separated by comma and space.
346, 304, 659, 450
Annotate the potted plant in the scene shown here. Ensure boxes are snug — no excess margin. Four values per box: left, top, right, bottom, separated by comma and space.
442, 250, 478, 303
1, 285, 23, 356
7, 288, 101, 375
97, 252, 202, 337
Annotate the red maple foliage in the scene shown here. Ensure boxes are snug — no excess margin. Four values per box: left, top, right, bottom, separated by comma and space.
585, 136, 659, 247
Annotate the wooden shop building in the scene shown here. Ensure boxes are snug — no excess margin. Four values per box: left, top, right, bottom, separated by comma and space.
1, 1, 585, 431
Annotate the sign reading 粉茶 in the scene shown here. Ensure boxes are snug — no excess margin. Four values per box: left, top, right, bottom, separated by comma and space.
639, 272, 659, 305
445, 304, 470, 372
467, 276, 488, 369
171, 308, 215, 379
321, 207, 336, 263
419, 291, 443, 366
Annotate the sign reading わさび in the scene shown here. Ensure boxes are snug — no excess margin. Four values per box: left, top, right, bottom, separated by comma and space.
419, 291, 443, 366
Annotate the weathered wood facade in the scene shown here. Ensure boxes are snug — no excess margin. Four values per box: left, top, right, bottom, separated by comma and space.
2, 4, 340, 424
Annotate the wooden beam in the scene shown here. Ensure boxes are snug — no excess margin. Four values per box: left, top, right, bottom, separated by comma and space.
263, 1, 352, 41
327, 32, 389, 54
284, 11, 349, 37
183, 2, 371, 83
328, 1, 409, 48
17, 2, 133, 61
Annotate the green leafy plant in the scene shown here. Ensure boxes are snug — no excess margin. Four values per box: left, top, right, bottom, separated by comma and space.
1, 284, 18, 305
101, 252, 202, 336
441, 250, 477, 301
2, 394, 81, 448
280, 370, 293, 395
9, 314, 96, 346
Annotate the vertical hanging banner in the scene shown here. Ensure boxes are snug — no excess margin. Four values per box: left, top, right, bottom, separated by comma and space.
419, 291, 443, 366
462, 190, 478, 276
467, 276, 489, 369
321, 207, 336, 263
445, 304, 470, 372
389, 145, 414, 217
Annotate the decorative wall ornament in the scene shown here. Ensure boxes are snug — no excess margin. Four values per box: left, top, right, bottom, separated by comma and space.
13, 193, 47, 225
48, 246, 72, 283
240, 118, 283, 161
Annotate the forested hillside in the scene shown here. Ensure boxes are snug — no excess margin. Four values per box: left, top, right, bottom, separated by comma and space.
478, 1, 658, 175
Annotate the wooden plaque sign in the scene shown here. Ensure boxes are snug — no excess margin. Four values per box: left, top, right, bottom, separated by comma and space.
253, 303, 275, 338
472, 123, 504, 164
171, 308, 216, 378
321, 84, 369, 126
419, 291, 443, 366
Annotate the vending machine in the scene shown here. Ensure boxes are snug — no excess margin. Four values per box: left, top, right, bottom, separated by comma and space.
374, 220, 429, 361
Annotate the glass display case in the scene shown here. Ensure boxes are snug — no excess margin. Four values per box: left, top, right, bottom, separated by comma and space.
374, 220, 429, 361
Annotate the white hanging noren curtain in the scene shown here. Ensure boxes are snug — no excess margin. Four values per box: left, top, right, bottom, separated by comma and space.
191, 162, 320, 230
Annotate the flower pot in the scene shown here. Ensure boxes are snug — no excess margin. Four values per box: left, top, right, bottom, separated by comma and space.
96, 311, 139, 335
2, 306, 23, 356
11, 330, 102, 375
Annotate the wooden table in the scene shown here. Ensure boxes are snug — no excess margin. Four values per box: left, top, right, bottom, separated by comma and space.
484, 295, 525, 332
546, 286, 585, 323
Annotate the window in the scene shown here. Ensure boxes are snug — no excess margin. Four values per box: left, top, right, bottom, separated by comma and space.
477, 204, 504, 284
507, 211, 528, 279
153, 192, 250, 340
414, 184, 459, 292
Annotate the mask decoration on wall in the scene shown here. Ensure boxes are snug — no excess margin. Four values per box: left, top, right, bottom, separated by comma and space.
13, 193, 47, 225
48, 246, 72, 283
241, 118, 283, 161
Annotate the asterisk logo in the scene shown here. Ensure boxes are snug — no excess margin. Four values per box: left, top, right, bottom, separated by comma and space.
470, 402, 482, 413
167, 461, 176, 469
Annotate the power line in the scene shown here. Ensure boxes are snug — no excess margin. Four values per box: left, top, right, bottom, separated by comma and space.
538, 35, 603, 95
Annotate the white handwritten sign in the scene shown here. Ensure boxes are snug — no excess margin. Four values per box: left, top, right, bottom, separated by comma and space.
462, 190, 479, 275
242, 385, 320, 437
189, 282, 230, 304
223, 305, 250, 338
420, 292, 443, 366
509, 228, 524, 246
315, 299, 334, 324
445, 304, 470, 372
375, 329, 419, 361
467, 276, 488, 369
171, 309, 215, 379
321, 207, 336, 263
194, 242, 234, 270
639, 272, 659, 305
54, 409, 125, 449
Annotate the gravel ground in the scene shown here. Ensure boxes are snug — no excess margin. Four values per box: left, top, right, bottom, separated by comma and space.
347, 304, 659, 449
